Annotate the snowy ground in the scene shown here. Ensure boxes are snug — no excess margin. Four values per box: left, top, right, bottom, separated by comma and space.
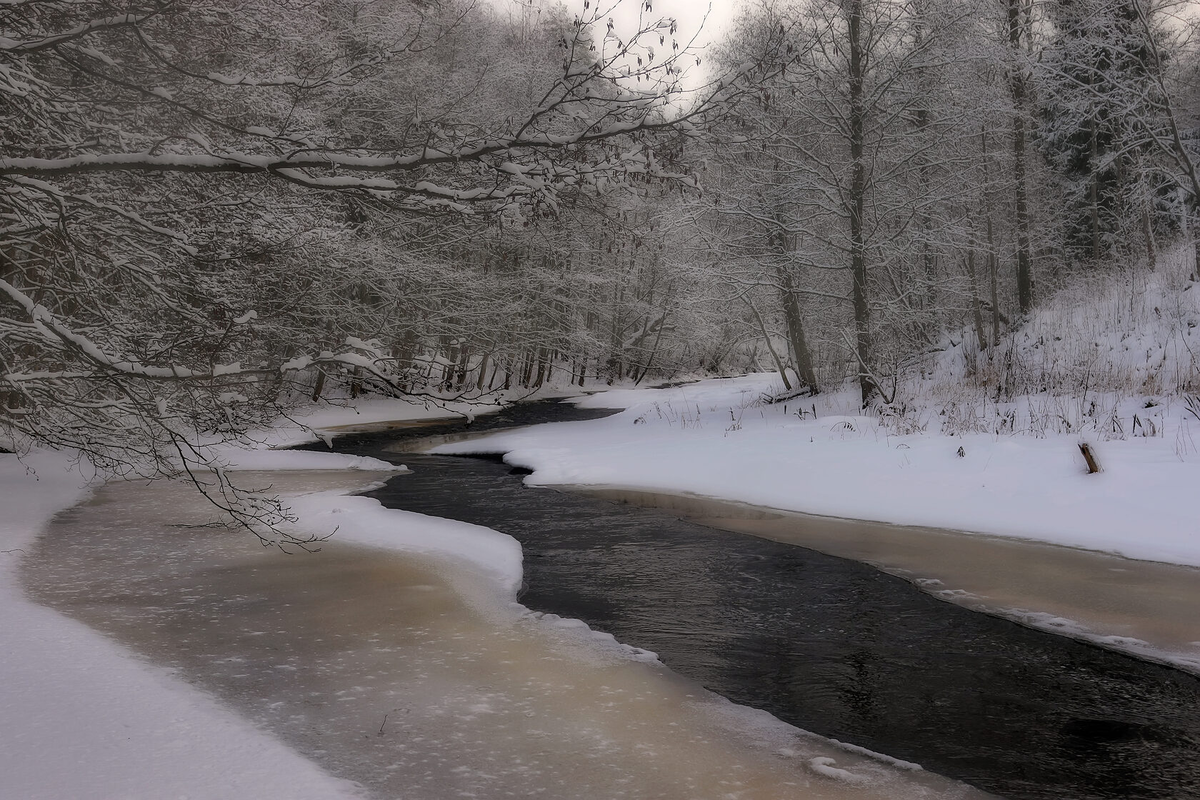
436, 374, 1200, 569
246, 394, 503, 449
0, 453, 363, 800
0, 396, 461, 800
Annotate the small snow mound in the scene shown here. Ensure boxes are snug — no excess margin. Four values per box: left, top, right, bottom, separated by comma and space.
807, 757, 869, 785
825, 737, 925, 771
935, 588, 976, 600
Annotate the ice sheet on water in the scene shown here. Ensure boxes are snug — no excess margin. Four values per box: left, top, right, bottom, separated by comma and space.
21, 466, 989, 800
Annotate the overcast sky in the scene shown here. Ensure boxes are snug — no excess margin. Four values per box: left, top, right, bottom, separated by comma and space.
483, 0, 746, 95
572, 0, 746, 90
587, 0, 744, 50
492, 0, 745, 54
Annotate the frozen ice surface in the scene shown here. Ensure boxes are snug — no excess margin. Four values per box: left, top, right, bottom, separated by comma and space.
20, 468, 987, 800
0, 454, 360, 800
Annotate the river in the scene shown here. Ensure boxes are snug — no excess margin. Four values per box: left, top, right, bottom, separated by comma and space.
324, 399, 1200, 800
20, 399, 1200, 799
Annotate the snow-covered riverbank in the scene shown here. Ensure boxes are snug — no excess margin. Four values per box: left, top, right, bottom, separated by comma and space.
2, 395, 988, 800
5, 377, 1197, 797
0, 397, 473, 799
0, 453, 363, 799
436, 374, 1200, 570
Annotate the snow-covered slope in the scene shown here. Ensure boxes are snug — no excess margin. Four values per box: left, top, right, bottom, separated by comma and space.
908, 244, 1199, 437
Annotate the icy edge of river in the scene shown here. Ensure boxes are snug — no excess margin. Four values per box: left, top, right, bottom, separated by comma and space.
548, 482, 1200, 677
434, 374, 1200, 570
4, 425, 985, 799
0, 452, 363, 800
274, 469, 987, 798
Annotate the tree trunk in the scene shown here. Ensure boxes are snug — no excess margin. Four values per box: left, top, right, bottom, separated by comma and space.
746, 296, 792, 392
1008, 0, 1034, 314
848, 0, 874, 406
533, 348, 547, 388
778, 267, 819, 391
1091, 113, 1101, 262
1142, 181, 1157, 271
1193, 207, 1200, 281
1179, 188, 1199, 281
634, 316, 667, 385
910, 11, 937, 318
988, 216, 1001, 347
966, 249, 988, 352
520, 349, 534, 387
454, 347, 471, 391
982, 127, 1001, 348
475, 352, 490, 392
440, 341, 455, 391
915, 111, 936, 316
1142, 207, 1157, 271
488, 358, 503, 392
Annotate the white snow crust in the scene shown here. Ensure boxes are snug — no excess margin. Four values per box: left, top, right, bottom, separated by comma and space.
287, 491, 525, 599
0, 453, 361, 800
435, 374, 1200, 569
0, 400, 488, 799
260, 395, 503, 448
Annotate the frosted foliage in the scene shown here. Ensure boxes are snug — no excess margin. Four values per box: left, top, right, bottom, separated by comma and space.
0, 0, 731, 529
6, 0, 1200, 538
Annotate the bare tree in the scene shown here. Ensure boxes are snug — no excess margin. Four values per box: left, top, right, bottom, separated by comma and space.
0, 0, 748, 542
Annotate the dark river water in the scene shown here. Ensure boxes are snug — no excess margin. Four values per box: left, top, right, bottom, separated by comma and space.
317, 399, 1200, 800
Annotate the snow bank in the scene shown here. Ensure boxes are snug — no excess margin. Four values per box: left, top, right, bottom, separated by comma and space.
286, 491, 524, 599
0, 420, 517, 800
201, 394, 485, 470
434, 374, 1200, 569
0, 452, 359, 800
5, 389, 987, 799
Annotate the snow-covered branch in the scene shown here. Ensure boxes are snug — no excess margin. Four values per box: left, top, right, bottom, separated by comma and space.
0, 12, 155, 54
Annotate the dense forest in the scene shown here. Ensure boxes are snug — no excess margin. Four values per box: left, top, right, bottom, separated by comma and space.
4, 0, 1199, 482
